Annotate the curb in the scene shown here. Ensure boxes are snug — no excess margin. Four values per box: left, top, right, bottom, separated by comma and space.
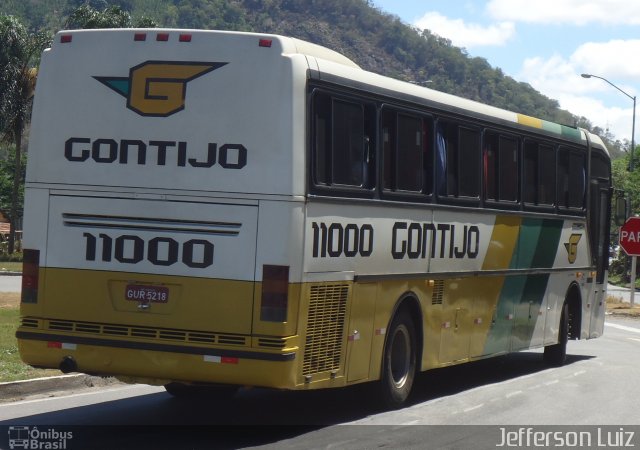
0, 374, 121, 401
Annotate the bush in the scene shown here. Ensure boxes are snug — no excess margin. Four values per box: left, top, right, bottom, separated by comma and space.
0, 251, 22, 262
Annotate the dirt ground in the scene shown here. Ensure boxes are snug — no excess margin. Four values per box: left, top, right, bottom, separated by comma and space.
0, 292, 20, 309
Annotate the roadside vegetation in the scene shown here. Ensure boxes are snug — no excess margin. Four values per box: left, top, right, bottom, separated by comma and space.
0, 293, 60, 382
0, 261, 21, 272
606, 295, 640, 318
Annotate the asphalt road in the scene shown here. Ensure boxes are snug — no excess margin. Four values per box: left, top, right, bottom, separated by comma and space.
1, 316, 639, 449
0, 274, 21, 292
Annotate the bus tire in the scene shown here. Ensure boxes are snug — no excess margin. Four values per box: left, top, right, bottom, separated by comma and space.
379, 309, 417, 409
164, 382, 238, 399
543, 302, 568, 367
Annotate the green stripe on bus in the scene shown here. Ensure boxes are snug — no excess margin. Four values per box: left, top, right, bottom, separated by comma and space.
560, 125, 582, 141
482, 218, 563, 354
530, 219, 563, 268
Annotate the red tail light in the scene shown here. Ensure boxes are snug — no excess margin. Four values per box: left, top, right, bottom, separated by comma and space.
261, 265, 289, 322
22, 249, 40, 304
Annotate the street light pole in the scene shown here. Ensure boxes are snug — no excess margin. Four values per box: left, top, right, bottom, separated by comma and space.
582, 73, 637, 303
581, 73, 636, 170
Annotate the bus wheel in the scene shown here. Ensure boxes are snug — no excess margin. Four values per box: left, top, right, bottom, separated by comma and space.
379, 309, 417, 409
164, 382, 238, 399
543, 302, 568, 367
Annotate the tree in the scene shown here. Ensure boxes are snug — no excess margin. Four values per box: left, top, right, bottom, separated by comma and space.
0, 149, 26, 237
65, 4, 157, 29
0, 15, 49, 253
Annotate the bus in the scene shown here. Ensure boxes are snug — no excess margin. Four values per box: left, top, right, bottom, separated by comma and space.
17, 28, 612, 408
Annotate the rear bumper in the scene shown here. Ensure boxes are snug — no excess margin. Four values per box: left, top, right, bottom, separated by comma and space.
17, 328, 298, 389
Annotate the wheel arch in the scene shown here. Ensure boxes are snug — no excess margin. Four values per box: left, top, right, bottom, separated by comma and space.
384, 291, 424, 371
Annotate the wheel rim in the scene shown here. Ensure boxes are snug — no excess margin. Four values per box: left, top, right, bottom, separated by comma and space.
390, 325, 411, 388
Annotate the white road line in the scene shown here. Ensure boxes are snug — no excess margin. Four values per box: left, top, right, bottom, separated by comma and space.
628, 338, 640, 343
605, 323, 640, 334
463, 404, 484, 413
544, 379, 559, 386
401, 420, 421, 425
564, 370, 586, 379
506, 390, 522, 398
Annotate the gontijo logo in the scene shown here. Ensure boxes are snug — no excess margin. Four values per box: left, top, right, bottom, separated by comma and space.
94, 61, 227, 117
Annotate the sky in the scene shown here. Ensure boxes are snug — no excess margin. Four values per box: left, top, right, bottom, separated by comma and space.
371, 0, 640, 144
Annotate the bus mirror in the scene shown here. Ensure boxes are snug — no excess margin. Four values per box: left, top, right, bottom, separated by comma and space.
614, 193, 628, 226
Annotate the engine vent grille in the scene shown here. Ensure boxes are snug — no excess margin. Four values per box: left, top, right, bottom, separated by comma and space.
303, 284, 348, 376
41, 319, 246, 346
21, 318, 40, 328
258, 337, 288, 349
432, 280, 445, 305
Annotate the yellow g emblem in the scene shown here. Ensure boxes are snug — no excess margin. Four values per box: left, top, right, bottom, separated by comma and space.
94, 61, 227, 117
564, 234, 582, 264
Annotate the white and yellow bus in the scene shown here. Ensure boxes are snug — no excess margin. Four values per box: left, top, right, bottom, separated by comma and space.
18, 28, 611, 408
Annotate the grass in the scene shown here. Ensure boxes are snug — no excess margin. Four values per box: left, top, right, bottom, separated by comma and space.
0, 293, 60, 383
0, 262, 22, 273
606, 295, 640, 318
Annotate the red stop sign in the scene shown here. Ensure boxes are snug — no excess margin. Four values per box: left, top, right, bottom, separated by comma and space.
620, 217, 640, 256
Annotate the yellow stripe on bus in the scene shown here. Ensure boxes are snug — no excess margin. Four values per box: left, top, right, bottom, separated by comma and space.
482, 215, 521, 271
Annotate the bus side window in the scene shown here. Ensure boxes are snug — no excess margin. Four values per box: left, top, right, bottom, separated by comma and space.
436, 120, 480, 200
557, 146, 586, 211
436, 124, 447, 196
332, 99, 365, 186
313, 93, 331, 186
484, 132, 498, 201
538, 145, 556, 205
312, 91, 375, 190
484, 131, 518, 204
423, 119, 433, 195
499, 135, 518, 201
458, 126, 480, 198
382, 109, 431, 194
524, 140, 556, 207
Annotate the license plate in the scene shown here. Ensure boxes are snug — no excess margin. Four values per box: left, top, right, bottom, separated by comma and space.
125, 284, 169, 303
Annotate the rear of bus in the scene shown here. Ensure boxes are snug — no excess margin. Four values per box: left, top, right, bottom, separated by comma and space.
17, 29, 311, 389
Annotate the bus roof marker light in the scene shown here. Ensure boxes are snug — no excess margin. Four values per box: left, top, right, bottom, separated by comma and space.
156, 33, 169, 42
134, 33, 146, 41
259, 39, 272, 48
179, 34, 192, 42
60, 35, 72, 44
